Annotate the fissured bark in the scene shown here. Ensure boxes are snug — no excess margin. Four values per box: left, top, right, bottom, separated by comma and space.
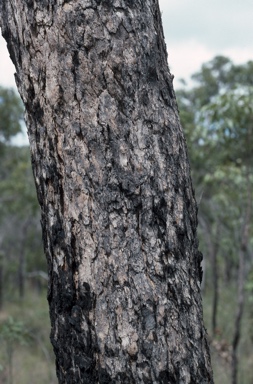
0, 1, 213, 382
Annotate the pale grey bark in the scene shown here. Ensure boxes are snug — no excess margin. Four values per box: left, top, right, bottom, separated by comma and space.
0, 1, 213, 383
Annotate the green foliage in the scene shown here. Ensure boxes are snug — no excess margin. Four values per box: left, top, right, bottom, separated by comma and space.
177, 55, 253, 222
0, 316, 30, 347
0, 86, 24, 145
199, 86, 253, 166
0, 317, 31, 384
0, 87, 45, 307
0, 146, 38, 217
178, 57, 253, 191
0, 292, 57, 384
177, 55, 253, 383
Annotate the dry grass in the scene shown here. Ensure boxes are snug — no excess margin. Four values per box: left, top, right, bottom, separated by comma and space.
0, 290, 57, 384
1, 283, 252, 383
203, 283, 253, 384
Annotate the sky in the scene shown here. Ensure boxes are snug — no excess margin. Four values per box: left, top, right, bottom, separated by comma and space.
0, 0, 252, 89
159, 0, 253, 86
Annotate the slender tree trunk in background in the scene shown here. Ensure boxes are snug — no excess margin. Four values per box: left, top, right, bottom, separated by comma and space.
224, 251, 233, 283
17, 220, 30, 299
18, 249, 25, 299
200, 217, 220, 336
0, 251, 3, 310
211, 224, 220, 336
231, 170, 252, 384
0, 1, 213, 382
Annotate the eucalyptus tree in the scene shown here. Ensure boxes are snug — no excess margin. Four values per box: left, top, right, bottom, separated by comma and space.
201, 86, 253, 384
0, 1, 213, 382
0, 86, 23, 146
0, 143, 43, 302
0, 85, 24, 308
177, 57, 253, 383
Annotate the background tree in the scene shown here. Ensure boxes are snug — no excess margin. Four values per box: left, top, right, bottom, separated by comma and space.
0, 85, 54, 383
0, 1, 213, 383
200, 86, 253, 384
0, 86, 45, 306
0, 86, 23, 145
177, 56, 253, 383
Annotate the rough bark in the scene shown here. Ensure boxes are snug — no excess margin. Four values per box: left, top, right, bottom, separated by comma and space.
0, 1, 213, 383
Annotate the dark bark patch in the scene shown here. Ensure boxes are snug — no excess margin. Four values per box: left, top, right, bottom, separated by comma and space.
72, 49, 80, 67
164, 264, 175, 278
78, 282, 95, 311
98, 367, 112, 384
147, 66, 158, 83
57, 270, 75, 311
141, 340, 153, 358
105, 344, 117, 357
141, 305, 156, 331
167, 282, 179, 304
137, 361, 152, 383
27, 80, 35, 102
119, 175, 137, 196
196, 250, 203, 283
33, 101, 44, 125
115, 372, 134, 384
69, 305, 83, 331
75, 353, 93, 371
51, 213, 65, 247
159, 370, 178, 384
143, 378, 153, 384
141, 90, 149, 106
153, 196, 167, 224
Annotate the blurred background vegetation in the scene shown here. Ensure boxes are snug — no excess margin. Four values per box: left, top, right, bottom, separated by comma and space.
0, 55, 252, 384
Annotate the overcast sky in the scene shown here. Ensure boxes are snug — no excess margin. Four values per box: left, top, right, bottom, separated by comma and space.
159, 0, 253, 86
0, 0, 252, 90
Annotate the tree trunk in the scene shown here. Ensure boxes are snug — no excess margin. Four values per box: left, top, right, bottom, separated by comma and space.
200, 217, 220, 336
0, 1, 213, 383
231, 170, 252, 384
0, 251, 3, 310
17, 219, 30, 299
